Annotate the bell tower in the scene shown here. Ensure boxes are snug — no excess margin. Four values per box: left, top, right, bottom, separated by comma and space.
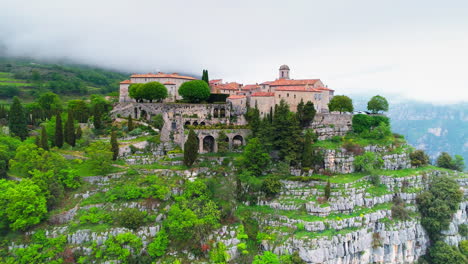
279, 64, 290, 79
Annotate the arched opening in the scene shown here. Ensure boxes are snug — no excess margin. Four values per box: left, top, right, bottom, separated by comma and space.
134, 107, 138, 118
213, 108, 219, 118
200, 121, 206, 126
184, 121, 191, 128
193, 121, 199, 126
232, 135, 243, 149
203, 136, 215, 153
141, 110, 147, 120
220, 108, 226, 118
171, 121, 177, 130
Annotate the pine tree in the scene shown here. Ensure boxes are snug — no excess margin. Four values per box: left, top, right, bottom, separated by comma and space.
128, 115, 134, 131
184, 129, 199, 166
65, 111, 76, 147
202, 69, 209, 84
8, 97, 28, 140
55, 113, 63, 148
76, 125, 82, 140
40, 125, 49, 150
110, 130, 119, 161
272, 100, 302, 163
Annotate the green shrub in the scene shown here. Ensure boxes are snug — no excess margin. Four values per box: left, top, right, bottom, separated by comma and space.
354, 152, 383, 173
209, 242, 230, 263
147, 229, 169, 257
459, 224, 468, 237
93, 232, 142, 262
252, 251, 280, 264
79, 207, 113, 224
428, 241, 465, 264
324, 180, 331, 200
460, 240, 468, 257
410, 150, 430, 167
116, 208, 147, 230
261, 177, 283, 197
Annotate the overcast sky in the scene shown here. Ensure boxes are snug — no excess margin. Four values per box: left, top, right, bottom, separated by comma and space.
1, 0, 467, 103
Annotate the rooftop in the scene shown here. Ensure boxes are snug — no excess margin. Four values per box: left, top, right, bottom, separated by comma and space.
130, 73, 196, 80
251, 92, 275, 97
227, 95, 246, 99
261, 78, 321, 86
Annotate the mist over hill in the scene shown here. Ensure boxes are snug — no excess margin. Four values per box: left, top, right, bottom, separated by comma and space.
352, 95, 468, 164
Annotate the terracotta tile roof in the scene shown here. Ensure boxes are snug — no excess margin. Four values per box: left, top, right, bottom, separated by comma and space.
209, 79, 222, 84
120, 80, 131, 84
242, 84, 260, 91
275, 86, 321, 92
227, 95, 246, 99
163, 82, 175, 85
130, 73, 196, 80
316, 86, 334, 91
218, 82, 241, 90
251, 92, 275, 97
261, 79, 320, 86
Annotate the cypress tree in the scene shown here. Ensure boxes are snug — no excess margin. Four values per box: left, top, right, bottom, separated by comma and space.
128, 115, 134, 131
40, 125, 49, 150
324, 180, 331, 201
93, 107, 102, 129
110, 130, 119, 160
55, 113, 63, 148
8, 97, 28, 140
184, 129, 199, 166
302, 131, 313, 168
65, 111, 76, 147
76, 125, 83, 140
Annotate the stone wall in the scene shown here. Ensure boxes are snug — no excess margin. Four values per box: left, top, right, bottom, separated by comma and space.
309, 113, 353, 140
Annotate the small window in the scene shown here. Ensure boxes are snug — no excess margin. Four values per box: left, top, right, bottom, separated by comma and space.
287, 93, 289, 97
294, 94, 296, 99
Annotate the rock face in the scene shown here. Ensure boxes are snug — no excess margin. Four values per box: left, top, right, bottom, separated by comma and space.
309, 113, 353, 140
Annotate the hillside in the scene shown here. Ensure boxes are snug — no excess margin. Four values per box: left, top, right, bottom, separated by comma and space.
0, 57, 128, 102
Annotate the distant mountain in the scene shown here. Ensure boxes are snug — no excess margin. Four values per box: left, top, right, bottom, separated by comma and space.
352, 95, 468, 164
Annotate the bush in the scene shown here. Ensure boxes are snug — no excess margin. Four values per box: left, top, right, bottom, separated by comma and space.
79, 207, 113, 224
116, 208, 147, 230
459, 224, 468, 237
352, 114, 390, 135
436, 152, 465, 172
410, 150, 430, 167
354, 152, 383, 173
178, 80, 211, 103
428, 241, 465, 264
147, 229, 169, 257
460, 240, 468, 257
324, 180, 331, 200
367, 95, 389, 113
261, 177, 283, 197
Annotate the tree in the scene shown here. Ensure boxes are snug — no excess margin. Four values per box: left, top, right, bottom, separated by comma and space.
128, 83, 144, 102
297, 100, 316, 128
127, 115, 134, 131
151, 114, 164, 130
252, 251, 280, 264
354, 152, 383, 173
184, 129, 199, 166
67, 99, 89, 123
453, 155, 465, 172
202, 69, 209, 84
0, 179, 48, 231
64, 111, 75, 147
428, 241, 466, 264
367, 95, 389, 114
246, 105, 261, 136
178, 80, 211, 103
301, 131, 314, 168
148, 229, 169, 257
141, 82, 168, 102
54, 113, 63, 148
436, 152, 465, 171
110, 130, 119, 161
272, 100, 302, 162
76, 125, 82, 140
240, 138, 270, 177
417, 176, 463, 241
217, 131, 229, 153
0, 136, 21, 179
40, 125, 49, 150
409, 150, 430, 167
37, 92, 62, 119
328, 95, 353, 113
85, 141, 113, 174
9, 97, 28, 140
324, 180, 331, 200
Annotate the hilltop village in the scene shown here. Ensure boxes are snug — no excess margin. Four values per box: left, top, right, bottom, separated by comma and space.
0, 61, 466, 264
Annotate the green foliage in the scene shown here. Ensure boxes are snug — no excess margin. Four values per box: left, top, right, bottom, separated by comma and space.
428, 241, 465, 264
328, 95, 353, 113
324, 180, 331, 200
54, 113, 63, 148
37, 92, 62, 119
116, 208, 147, 230
301, 131, 314, 168
178, 80, 211, 103
0, 135, 21, 178
460, 240, 468, 257
252, 251, 280, 264
148, 229, 169, 257
151, 114, 164, 130
352, 114, 390, 135
64, 111, 76, 147
391, 196, 409, 220
110, 130, 119, 160
209, 242, 230, 263
279, 252, 306, 264
93, 232, 142, 262
261, 177, 283, 197
417, 176, 463, 241
410, 150, 430, 167
459, 224, 468, 237
0, 179, 47, 231
246, 106, 261, 136
3, 230, 67, 264
436, 152, 465, 171
184, 129, 199, 166
296, 100, 316, 128
239, 138, 270, 177
141, 81, 168, 102
79, 207, 113, 224
354, 152, 383, 173
272, 100, 302, 162
202, 69, 209, 84
8, 96, 28, 140
40, 125, 49, 150
84, 141, 113, 174
367, 95, 389, 113
217, 131, 229, 153
67, 99, 89, 123
129, 83, 144, 102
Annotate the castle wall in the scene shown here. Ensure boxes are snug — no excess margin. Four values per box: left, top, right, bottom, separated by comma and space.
251, 96, 275, 117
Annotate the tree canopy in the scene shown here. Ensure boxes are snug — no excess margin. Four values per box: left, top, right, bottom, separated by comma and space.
141, 82, 168, 102
367, 95, 389, 114
178, 80, 211, 103
328, 95, 354, 113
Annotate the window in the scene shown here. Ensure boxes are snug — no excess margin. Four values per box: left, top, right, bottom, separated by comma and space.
287, 93, 289, 97
294, 94, 296, 99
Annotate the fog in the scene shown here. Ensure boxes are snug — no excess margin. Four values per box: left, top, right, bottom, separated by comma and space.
1, 0, 467, 103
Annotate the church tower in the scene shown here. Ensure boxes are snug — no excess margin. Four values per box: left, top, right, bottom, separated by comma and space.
279, 64, 290, 79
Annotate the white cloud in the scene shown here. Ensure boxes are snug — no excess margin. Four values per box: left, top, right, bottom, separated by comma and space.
0, 0, 467, 103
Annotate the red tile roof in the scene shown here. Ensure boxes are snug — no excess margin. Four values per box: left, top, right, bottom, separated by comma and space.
120, 80, 131, 84
251, 92, 275, 97
130, 73, 196, 80
242, 84, 260, 91
227, 95, 246, 99
275, 86, 321, 92
209, 79, 223, 84
261, 79, 320, 86
218, 82, 241, 90
316, 86, 334, 91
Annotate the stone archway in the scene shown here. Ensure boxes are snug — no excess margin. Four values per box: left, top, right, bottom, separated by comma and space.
200, 121, 206, 126
232, 135, 243, 149
220, 108, 226, 118
203, 135, 215, 152
184, 121, 191, 128
193, 121, 199, 126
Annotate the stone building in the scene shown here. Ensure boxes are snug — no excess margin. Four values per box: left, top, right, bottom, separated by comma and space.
222, 65, 335, 116
119, 72, 196, 103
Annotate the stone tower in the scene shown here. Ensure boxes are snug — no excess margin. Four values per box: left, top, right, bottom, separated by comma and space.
279, 64, 290, 79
